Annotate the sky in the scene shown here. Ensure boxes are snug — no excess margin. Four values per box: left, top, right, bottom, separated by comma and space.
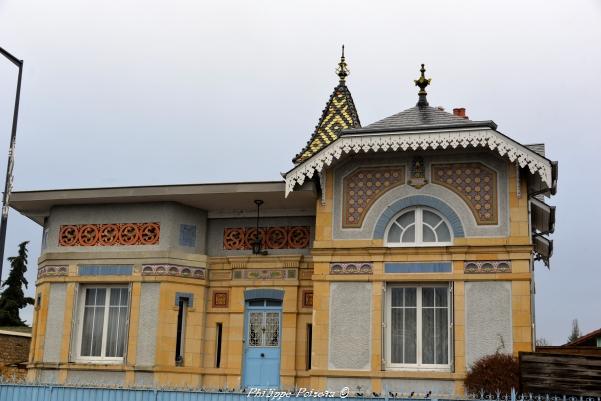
0, 0, 600, 345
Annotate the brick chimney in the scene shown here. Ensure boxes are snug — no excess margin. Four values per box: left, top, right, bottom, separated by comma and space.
453, 107, 467, 119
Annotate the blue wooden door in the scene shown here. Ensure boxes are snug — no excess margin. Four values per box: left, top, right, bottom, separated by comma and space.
243, 300, 281, 389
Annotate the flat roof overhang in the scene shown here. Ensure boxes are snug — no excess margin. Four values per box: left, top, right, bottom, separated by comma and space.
10, 181, 317, 225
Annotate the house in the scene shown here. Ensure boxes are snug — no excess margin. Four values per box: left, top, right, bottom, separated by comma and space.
566, 328, 601, 348
10, 51, 558, 395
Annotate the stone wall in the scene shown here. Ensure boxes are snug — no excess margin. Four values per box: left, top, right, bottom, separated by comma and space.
0, 332, 30, 365
0, 330, 31, 381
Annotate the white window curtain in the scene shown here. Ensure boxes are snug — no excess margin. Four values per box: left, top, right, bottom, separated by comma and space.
78, 286, 130, 361
387, 284, 451, 370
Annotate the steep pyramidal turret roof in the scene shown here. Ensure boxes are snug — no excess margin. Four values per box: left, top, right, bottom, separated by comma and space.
293, 46, 361, 164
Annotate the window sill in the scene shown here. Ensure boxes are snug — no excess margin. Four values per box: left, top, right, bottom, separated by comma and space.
71, 359, 125, 366
385, 366, 451, 373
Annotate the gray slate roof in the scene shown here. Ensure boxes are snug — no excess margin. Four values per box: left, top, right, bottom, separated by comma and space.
343, 105, 496, 135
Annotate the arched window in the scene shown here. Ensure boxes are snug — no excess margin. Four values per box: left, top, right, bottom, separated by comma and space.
385, 207, 452, 246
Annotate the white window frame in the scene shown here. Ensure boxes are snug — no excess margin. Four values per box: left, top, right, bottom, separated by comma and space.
384, 207, 453, 247
385, 283, 452, 371
75, 284, 130, 364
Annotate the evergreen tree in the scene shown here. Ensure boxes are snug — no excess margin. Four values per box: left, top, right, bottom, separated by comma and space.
0, 241, 34, 326
567, 318, 582, 344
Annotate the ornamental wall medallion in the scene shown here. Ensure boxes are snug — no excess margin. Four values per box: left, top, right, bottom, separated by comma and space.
342, 166, 405, 228
302, 290, 313, 308
59, 223, 160, 246
212, 291, 229, 308
431, 162, 498, 225
223, 226, 310, 250
232, 268, 297, 280
141, 264, 206, 279
329, 262, 373, 275
408, 157, 428, 189
464, 261, 511, 274
37, 265, 68, 278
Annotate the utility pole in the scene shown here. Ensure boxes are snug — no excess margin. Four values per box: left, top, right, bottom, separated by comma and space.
0, 46, 24, 282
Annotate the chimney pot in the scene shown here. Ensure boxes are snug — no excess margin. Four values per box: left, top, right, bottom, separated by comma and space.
453, 107, 468, 119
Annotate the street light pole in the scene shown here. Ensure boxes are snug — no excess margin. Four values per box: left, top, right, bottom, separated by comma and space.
0, 46, 24, 283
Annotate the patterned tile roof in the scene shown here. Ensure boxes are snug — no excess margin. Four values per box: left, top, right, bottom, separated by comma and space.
293, 82, 361, 164
293, 48, 360, 164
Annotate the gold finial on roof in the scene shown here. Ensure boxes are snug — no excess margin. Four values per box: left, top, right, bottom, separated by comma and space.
414, 63, 431, 107
336, 45, 350, 83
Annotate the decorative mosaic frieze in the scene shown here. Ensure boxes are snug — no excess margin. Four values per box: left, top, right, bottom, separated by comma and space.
285, 129, 553, 196
38, 265, 68, 278
431, 162, 498, 225
212, 291, 229, 308
59, 223, 160, 247
302, 290, 313, 308
232, 268, 297, 280
79, 265, 132, 276
343, 166, 405, 228
464, 261, 511, 274
141, 264, 206, 279
223, 226, 310, 250
329, 262, 373, 275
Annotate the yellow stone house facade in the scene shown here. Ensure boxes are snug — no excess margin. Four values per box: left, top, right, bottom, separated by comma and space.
12, 53, 557, 395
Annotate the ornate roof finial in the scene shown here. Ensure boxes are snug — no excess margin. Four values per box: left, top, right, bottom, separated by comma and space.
414, 63, 431, 107
336, 45, 350, 83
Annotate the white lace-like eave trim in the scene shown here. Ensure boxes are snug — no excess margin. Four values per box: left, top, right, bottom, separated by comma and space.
285, 128, 552, 197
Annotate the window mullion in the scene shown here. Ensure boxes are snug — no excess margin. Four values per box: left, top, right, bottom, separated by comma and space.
416, 209, 423, 243
101, 288, 111, 358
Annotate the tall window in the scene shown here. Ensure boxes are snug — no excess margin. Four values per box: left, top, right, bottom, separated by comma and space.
175, 296, 189, 366
386, 284, 451, 370
77, 286, 130, 362
385, 207, 452, 246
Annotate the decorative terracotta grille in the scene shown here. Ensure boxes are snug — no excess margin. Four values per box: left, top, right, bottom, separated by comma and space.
223, 226, 310, 250
59, 223, 160, 246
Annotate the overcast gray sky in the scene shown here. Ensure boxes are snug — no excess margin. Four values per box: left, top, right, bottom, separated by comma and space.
1, 0, 600, 345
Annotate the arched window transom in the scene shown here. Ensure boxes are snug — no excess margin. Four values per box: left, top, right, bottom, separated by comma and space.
385, 207, 452, 246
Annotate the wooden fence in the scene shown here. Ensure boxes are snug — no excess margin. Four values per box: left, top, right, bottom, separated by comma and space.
520, 351, 601, 396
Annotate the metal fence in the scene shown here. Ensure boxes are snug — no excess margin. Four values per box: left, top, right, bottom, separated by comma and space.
1, 384, 601, 401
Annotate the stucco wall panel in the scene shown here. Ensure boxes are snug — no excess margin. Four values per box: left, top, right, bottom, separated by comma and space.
35, 369, 59, 384
134, 372, 155, 386
465, 281, 512, 367
326, 377, 372, 393
382, 379, 455, 395
42, 283, 66, 363
66, 370, 124, 385
328, 282, 371, 370
135, 283, 160, 367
